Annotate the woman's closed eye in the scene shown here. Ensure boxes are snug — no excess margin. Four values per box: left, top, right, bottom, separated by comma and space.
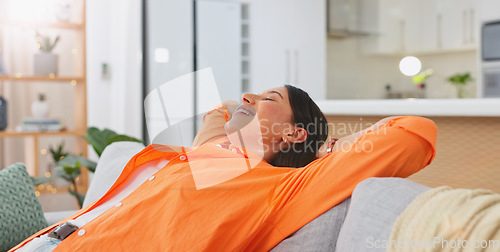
264, 97, 274, 101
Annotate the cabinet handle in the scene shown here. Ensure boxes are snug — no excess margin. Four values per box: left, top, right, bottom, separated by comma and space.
437, 14, 442, 48
285, 49, 290, 84
470, 9, 475, 43
294, 50, 299, 85
400, 20, 405, 51
463, 10, 468, 44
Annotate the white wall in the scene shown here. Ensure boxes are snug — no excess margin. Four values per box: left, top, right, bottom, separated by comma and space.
327, 38, 478, 99
86, 0, 143, 144
327, 38, 402, 99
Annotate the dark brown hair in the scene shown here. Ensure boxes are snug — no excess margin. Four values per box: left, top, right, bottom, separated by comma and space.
270, 85, 328, 168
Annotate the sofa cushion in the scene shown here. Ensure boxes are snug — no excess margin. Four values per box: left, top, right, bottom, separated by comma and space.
335, 177, 430, 252
0, 163, 48, 251
271, 197, 351, 252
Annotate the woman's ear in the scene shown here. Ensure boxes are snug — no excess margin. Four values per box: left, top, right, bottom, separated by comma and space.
286, 127, 307, 144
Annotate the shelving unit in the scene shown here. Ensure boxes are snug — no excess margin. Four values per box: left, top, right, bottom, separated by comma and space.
0, 20, 84, 30
0, 75, 84, 82
0, 0, 88, 201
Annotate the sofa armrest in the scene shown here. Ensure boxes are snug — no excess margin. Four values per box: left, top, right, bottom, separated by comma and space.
44, 210, 78, 226
335, 177, 429, 252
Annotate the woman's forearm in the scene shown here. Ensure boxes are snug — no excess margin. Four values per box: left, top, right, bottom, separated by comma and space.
317, 116, 400, 158
191, 100, 239, 147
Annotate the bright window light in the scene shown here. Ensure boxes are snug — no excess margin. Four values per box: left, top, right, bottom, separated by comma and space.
399, 56, 422, 76
154, 48, 169, 63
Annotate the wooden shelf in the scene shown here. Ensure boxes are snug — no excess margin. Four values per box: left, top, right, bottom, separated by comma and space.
0, 19, 84, 30
0, 130, 86, 138
0, 75, 85, 83
0, 0, 89, 200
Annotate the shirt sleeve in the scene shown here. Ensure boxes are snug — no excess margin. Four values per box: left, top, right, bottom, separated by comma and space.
269, 116, 437, 230
192, 106, 231, 147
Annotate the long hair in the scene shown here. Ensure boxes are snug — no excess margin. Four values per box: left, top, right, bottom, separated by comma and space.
270, 85, 329, 168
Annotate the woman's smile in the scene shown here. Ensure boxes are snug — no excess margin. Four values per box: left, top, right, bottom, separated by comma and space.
233, 105, 256, 117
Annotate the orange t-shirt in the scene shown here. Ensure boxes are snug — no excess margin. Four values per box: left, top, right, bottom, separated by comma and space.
12, 114, 437, 251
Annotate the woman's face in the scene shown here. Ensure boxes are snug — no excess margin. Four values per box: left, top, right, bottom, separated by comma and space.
225, 87, 295, 158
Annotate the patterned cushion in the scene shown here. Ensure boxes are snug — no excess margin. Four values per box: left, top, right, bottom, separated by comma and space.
0, 163, 48, 251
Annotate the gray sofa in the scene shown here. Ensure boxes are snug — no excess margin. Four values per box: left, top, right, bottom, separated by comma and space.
272, 177, 429, 251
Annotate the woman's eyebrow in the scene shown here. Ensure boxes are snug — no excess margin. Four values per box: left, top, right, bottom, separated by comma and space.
268, 90, 283, 99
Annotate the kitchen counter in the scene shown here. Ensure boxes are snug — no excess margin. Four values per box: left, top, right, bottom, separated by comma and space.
318, 100, 500, 193
316, 98, 500, 117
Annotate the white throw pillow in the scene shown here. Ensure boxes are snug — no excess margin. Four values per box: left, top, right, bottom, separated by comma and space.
82, 142, 145, 207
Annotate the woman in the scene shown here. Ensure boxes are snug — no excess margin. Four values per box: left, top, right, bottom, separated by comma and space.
13, 85, 437, 251
192, 85, 329, 168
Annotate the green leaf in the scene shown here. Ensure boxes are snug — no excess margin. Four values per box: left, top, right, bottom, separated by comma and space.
31, 176, 56, 186
447, 72, 473, 86
62, 162, 81, 177
49, 141, 69, 162
412, 69, 433, 85
58, 154, 97, 173
106, 134, 144, 147
84, 127, 119, 157
30, 169, 67, 185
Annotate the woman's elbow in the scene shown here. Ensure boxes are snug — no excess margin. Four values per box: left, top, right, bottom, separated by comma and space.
389, 116, 437, 166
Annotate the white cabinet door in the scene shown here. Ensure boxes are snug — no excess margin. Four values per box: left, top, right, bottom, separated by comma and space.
288, 0, 326, 99
464, 0, 479, 46
250, 0, 290, 94
401, 0, 421, 52
418, 0, 439, 51
441, 0, 468, 49
251, 0, 326, 100
362, 0, 480, 55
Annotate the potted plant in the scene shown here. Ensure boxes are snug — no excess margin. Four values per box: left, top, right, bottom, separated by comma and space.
412, 69, 434, 98
33, 32, 60, 76
31, 93, 50, 119
447, 72, 473, 98
32, 127, 143, 208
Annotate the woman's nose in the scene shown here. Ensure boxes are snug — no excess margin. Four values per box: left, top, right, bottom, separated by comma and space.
241, 93, 256, 105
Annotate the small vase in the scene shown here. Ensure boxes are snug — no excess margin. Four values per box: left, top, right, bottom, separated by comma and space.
31, 99, 50, 119
33, 52, 58, 75
455, 85, 466, 98
0, 96, 7, 130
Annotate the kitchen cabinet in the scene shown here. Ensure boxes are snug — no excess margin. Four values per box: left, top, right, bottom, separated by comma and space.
362, 0, 478, 55
415, 0, 439, 51
250, 0, 326, 100
417, 0, 477, 52
361, 0, 404, 54
328, 0, 365, 37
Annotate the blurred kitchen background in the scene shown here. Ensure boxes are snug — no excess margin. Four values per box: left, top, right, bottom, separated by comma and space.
2, 0, 500, 211
326, 0, 497, 100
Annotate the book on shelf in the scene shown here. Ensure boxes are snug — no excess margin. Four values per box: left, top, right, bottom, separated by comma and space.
16, 118, 64, 132
22, 118, 61, 125
0, 50, 7, 75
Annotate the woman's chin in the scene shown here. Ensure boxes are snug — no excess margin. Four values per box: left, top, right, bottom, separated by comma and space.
225, 115, 254, 134
225, 118, 265, 158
